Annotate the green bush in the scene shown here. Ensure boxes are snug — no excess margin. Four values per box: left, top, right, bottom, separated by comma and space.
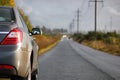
106, 31, 117, 37
84, 31, 105, 41
117, 35, 120, 45
72, 31, 120, 45
104, 37, 113, 44
103, 32, 119, 45
72, 33, 85, 43
84, 31, 96, 41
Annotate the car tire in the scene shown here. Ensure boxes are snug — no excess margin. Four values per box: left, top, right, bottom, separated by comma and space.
11, 64, 31, 80
32, 68, 38, 80
32, 73, 38, 80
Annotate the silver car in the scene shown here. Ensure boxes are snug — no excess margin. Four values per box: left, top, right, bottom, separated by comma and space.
0, 6, 40, 80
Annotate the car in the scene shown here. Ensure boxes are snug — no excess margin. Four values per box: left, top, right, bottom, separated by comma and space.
0, 6, 40, 80
62, 35, 67, 38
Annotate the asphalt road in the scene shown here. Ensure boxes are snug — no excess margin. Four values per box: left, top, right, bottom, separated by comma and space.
38, 38, 120, 80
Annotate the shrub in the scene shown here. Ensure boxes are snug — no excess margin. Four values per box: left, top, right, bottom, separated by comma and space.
117, 35, 120, 45
84, 31, 105, 41
72, 33, 85, 43
72, 31, 120, 45
104, 37, 114, 44
103, 32, 119, 45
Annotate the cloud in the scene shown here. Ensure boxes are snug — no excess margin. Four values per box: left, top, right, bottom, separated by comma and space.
15, 0, 24, 7
24, 6, 33, 15
106, 7, 120, 16
34, 11, 40, 15
15, 0, 33, 15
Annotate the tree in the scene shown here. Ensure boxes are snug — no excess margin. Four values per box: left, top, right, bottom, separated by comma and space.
0, 0, 15, 6
10, 0, 15, 6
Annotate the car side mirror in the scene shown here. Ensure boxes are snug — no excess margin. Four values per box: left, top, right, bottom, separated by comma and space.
31, 28, 42, 35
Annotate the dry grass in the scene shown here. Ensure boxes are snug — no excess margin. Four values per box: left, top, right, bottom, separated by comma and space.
33, 35, 60, 55
39, 41, 59, 56
82, 40, 120, 56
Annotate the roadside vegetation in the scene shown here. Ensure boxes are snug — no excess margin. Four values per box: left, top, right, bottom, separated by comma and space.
33, 35, 61, 55
0, 0, 15, 6
72, 31, 120, 56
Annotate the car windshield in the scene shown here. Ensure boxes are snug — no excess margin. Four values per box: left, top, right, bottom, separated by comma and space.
0, 8, 13, 22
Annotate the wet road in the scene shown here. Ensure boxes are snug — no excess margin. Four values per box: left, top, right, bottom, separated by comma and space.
38, 38, 120, 80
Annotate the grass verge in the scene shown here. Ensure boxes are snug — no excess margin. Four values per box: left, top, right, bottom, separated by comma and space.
33, 35, 61, 56
82, 40, 120, 56
39, 41, 59, 56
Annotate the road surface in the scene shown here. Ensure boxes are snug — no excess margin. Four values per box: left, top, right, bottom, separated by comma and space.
38, 38, 120, 80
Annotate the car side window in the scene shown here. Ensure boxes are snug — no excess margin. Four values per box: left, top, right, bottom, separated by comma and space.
19, 15, 29, 33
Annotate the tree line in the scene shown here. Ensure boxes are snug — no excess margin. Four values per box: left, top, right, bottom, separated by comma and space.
0, 0, 15, 6
36, 25, 67, 35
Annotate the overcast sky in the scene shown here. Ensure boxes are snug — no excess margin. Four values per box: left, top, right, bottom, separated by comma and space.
15, 0, 120, 32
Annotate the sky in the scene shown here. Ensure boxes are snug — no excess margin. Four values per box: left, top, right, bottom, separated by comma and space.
15, 0, 120, 32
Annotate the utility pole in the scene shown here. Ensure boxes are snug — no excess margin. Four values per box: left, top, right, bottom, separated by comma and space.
69, 23, 72, 34
71, 19, 75, 34
94, 0, 97, 32
104, 25, 107, 33
72, 19, 75, 29
77, 8, 80, 33
89, 0, 104, 32
69, 21, 74, 34
110, 16, 112, 32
